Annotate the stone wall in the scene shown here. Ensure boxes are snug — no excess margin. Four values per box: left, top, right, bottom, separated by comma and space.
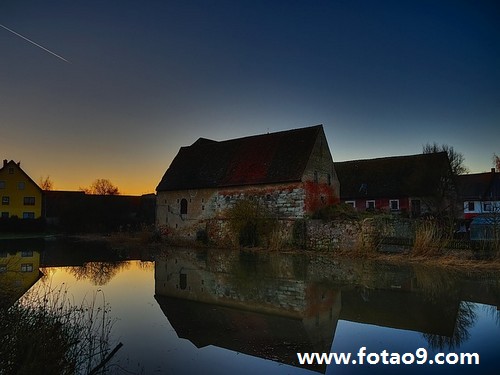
305, 219, 361, 251
158, 183, 307, 240
302, 127, 340, 212
205, 217, 376, 252
216, 182, 306, 219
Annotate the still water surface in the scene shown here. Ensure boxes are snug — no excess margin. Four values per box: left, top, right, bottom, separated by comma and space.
2, 238, 499, 374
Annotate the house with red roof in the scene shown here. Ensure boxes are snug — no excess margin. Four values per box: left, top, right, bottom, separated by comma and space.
334, 152, 455, 217
156, 125, 340, 238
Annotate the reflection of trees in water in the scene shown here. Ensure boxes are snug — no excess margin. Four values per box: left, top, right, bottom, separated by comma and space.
482, 304, 500, 326
413, 264, 461, 302
423, 301, 476, 351
69, 262, 129, 286
136, 260, 154, 272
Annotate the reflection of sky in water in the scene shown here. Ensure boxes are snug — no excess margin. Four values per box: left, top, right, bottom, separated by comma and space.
332, 305, 498, 375
28, 262, 499, 375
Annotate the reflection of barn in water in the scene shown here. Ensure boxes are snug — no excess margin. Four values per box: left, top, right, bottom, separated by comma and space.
153, 249, 499, 372
154, 249, 340, 373
154, 249, 500, 370
155, 296, 336, 373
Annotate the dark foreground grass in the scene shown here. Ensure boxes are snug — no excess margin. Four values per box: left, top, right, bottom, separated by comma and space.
0, 284, 117, 375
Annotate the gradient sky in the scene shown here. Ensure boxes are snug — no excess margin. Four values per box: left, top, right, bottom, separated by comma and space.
1, 0, 499, 195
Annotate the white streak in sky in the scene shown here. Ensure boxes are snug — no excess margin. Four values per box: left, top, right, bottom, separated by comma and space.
0, 23, 69, 63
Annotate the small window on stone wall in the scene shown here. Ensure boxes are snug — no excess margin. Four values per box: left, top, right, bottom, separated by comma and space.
180, 199, 188, 215
180, 273, 187, 290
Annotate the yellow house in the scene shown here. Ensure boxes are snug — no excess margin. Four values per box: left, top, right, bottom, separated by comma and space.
0, 160, 42, 219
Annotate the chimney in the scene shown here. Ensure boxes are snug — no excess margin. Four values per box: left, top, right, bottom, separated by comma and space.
3, 159, 7, 167
492, 168, 496, 174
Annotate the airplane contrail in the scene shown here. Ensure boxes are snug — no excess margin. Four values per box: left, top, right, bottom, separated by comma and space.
0, 23, 69, 63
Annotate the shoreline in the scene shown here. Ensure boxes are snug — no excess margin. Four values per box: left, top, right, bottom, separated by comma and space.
2, 232, 499, 271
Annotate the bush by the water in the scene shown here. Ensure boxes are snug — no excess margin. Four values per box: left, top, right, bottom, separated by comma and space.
312, 203, 359, 221
226, 199, 277, 247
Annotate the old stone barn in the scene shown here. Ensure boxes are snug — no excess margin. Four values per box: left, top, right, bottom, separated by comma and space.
156, 125, 340, 240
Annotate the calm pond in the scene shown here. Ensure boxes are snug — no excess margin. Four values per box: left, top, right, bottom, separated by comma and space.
1, 238, 499, 374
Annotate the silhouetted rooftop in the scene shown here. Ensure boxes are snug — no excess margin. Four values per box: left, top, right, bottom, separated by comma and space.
156, 125, 323, 191
334, 152, 451, 199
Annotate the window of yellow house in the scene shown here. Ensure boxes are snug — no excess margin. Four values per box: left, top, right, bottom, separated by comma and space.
0, 181, 5, 189
1, 212, 8, 218
21, 263, 33, 272
23, 197, 35, 205
8, 167, 14, 174
2, 196, 9, 205
17, 182, 25, 190
22, 212, 35, 219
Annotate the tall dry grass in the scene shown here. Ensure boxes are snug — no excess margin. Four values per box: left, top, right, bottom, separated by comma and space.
0, 284, 117, 374
412, 220, 448, 257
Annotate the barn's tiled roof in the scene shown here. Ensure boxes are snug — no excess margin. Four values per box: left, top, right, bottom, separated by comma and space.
334, 152, 451, 199
157, 125, 323, 191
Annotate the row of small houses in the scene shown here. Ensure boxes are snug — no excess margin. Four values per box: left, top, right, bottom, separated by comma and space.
2, 125, 499, 236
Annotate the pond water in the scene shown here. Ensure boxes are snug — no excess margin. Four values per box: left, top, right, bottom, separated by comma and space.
1, 238, 499, 374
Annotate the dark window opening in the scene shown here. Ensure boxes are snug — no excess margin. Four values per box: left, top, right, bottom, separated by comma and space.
180, 198, 188, 215
411, 200, 421, 217
179, 273, 187, 290
390, 200, 399, 211
366, 201, 375, 211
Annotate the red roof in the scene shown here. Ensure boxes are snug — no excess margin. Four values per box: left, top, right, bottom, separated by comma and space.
157, 125, 323, 191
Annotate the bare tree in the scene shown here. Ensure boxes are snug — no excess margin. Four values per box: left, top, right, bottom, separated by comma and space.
39, 176, 54, 191
80, 179, 119, 195
423, 143, 469, 176
422, 143, 464, 222
493, 153, 500, 172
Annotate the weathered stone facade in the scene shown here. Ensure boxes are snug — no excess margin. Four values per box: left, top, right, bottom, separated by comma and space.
156, 125, 340, 240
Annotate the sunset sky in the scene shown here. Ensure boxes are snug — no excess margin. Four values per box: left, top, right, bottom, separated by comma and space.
1, 0, 499, 195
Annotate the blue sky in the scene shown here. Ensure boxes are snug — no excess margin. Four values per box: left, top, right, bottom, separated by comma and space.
1, 0, 499, 194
